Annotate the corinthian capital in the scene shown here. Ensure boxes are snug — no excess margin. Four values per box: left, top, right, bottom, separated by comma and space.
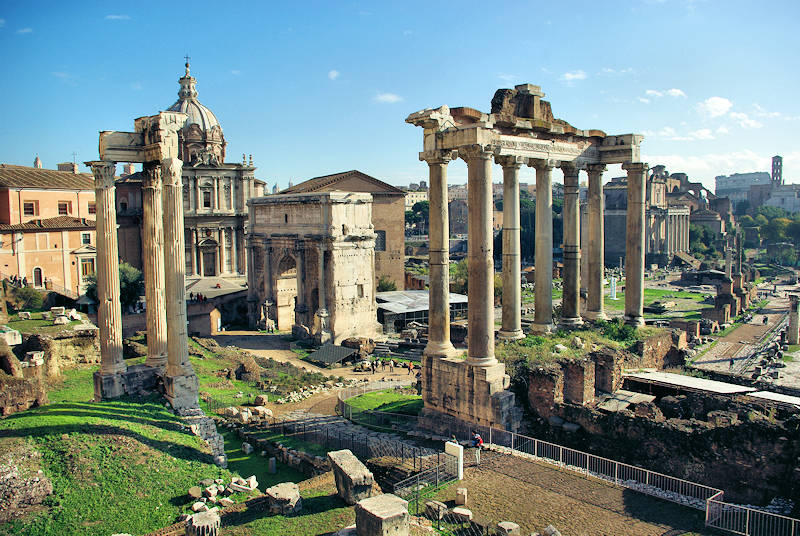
622, 161, 649, 173
142, 162, 162, 190
458, 144, 493, 162
494, 154, 526, 169
161, 157, 184, 187
528, 158, 559, 171
419, 149, 458, 166
85, 161, 116, 189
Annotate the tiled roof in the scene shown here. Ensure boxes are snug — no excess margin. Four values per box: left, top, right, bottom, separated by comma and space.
0, 164, 94, 190
0, 216, 95, 231
281, 170, 405, 195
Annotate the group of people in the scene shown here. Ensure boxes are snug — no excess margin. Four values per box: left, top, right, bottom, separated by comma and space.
368, 358, 415, 375
8, 275, 27, 287
188, 292, 209, 303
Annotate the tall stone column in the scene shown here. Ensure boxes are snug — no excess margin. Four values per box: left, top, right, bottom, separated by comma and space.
623, 162, 648, 327
195, 178, 201, 212
530, 159, 556, 333
246, 241, 257, 327
87, 161, 126, 399
316, 243, 331, 343
189, 229, 197, 276
561, 164, 582, 327
294, 244, 307, 329
788, 294, 799, 345
232, 229, 239, 275
220, 228, 228, 274
585, 164, 607, 321
142, 162, 168, 368
463, 145, 496, 366
421, 150, 458, 358
496, 155, 525, 340
162, 156, 199, 410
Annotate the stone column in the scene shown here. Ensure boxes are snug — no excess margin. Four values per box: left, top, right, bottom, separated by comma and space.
623, 162, 648, 327
294, 244, 307, 329
195, 178, 202, 212
496, 154, 525, 340
463, 145, 496, 366
421, 150, 459, 358
142, 162, 168, 368
788, 294, 799, 345
530, 159, 557, 333
162, 156, 199, 410
246, 241, 258, 327
87, 161, 126, 398
561, 164, 582, 327
232, 228, 239, 275
585, 164, 607, 321
316, 243, 331, 343
189, 229, 197, 276
213, 178, 219, 211
220, 228, 228, 274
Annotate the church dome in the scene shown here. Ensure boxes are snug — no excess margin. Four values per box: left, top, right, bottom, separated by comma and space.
167, 61, 226, 165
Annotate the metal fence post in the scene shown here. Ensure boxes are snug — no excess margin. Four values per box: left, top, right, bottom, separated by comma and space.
745, 509, 750, 536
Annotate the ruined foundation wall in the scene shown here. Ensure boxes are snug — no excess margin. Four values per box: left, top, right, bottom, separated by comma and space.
23, 331, 100, 378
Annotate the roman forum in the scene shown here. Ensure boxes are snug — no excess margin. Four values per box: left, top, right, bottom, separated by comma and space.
87, 111, 199, 411
407, 84, 646, 430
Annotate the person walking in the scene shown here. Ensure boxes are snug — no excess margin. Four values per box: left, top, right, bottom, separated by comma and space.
471, 431, 483, 466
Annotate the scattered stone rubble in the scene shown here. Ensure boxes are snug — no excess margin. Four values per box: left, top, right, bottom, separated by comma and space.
273, 380, 354, 405
177, 407, 227, 468
264, 481, 302, 514
0, 455, 53, 522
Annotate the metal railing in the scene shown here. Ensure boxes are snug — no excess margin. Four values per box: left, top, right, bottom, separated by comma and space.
337, 379, 419, 433
706, 491, 800, 536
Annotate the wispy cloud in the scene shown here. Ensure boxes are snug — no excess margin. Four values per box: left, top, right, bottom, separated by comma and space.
753, 103, 782, 119
716, 126, 729, 135
402, 29, 413, 36
642, 149, 774, 187
230, 69, 241, 75
600, 67, 634, 75
328, 69, 340, 80
729, 111, 763, 129
16, 27, 32, 34
697, 96, 733, 118
498, 73, 519, 83
52, 71, 77, 86
642, 125, 716, 142
638, 97, 651, 104
646, 89, 663, 97
688, 128, 714, 140
666, 88, 687, 98
645, 88, 686, 99
105, 14, 130, 20
559, 70, 587, 85
375, 92, 403, 103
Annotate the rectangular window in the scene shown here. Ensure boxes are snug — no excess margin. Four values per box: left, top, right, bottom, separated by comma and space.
81, 233, 91, 245
87, 202, 96, 215
23, 202, 35, 216
375, 230, 386, 252
58, 201, 70, 215
203, 191, 212, 208
80, 258, 95, 278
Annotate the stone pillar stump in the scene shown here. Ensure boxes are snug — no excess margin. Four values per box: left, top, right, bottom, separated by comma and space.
355, 494, 409, 536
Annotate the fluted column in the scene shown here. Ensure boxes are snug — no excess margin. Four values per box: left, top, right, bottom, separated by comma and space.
624, 162, 648, 327
561, 164, 582, 327
421, 150, 459, 358
529, 159, 556, 333
142, 162, 168, 368
788, 295, 799, 345
232, 229, 239, 275
189, 229, 197, 276
496, 155, 525, 340
462, 145, 496, 367
88, 161, 126, 377
162, 156, 199, 409
585, 164, 607, 321
220, 228, 228, 274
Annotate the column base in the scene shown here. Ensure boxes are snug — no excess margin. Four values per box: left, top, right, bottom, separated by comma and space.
558, 317, 584, 329
466, 356, 499, 367
93, 371, 126, 401
144, 353, 168, 369
529, 322, 554, 334
583, 310, 609, 322
423, 340, 461, 359
164, 372, 200, 412
624, 314, 645, 327
497, 328, 525, 341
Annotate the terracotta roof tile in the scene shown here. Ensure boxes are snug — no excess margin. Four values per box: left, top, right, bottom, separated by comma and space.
0, 216, 95, 231
0, 164, 94, 190
281, 170, 405, 195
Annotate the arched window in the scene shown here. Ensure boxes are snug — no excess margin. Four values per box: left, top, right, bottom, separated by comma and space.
33, 267, 43, 287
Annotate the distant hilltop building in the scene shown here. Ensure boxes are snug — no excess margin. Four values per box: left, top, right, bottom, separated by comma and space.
715, 171, 772, 205
716, 155, 797, 213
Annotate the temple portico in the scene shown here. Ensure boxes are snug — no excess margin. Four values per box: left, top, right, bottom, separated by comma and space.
407, 83, 646, 432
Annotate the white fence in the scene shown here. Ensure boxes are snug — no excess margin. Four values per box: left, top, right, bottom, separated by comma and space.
707, 492, 800, 536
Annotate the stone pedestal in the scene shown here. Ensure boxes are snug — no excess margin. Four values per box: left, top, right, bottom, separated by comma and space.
585, 164, 607, 321
422, 150, 459, 358
355, 494, 409, 536
497, 521, 521, 536
328, 449, 376, 505
560, 164, 582, 328
623, 162, 648, 327
497, 155, 525, 340
531, 159, 556, 333
264, 482, 302, 515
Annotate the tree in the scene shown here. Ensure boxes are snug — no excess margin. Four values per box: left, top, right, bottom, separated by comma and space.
449, 259, 468, 294
14, 286, 43, 311
376, 274, 397, 292
764, 217, 791, 243
755, 205, 787, 220
84, 262, 144, 311
755, 214, 769, 227
737, 215, 755, 227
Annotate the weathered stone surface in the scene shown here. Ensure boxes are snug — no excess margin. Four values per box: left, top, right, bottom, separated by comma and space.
188, 486, 203, 499
455, 487, 467, 506
450, 507, 472, 523
542, 524, 562, 536
241, 442, 253, 454
53, 315, 69, 326
328, 449, 376, 505
355, 494, 409, 536
497, 521, 520, 535
264, 482, 302, 515
424, 500, 447, 520
191, 501, 208, 512
0, 459, 53, 522
268, 457, 277, 474
186, 508, 220, 536
253, 394, 269, 406
251, 406, 272, 418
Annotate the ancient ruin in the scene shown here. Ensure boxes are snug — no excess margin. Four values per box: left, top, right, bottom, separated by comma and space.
246, 192, 381, 344
87, 111, 199, 411
407, 84, 646, 431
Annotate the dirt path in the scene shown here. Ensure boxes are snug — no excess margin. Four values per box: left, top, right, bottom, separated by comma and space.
448, 450, 709, 536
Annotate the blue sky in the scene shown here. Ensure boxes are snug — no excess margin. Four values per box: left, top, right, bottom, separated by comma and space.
1, 0, 798, 191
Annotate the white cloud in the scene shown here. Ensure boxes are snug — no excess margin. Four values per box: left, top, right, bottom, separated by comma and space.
375, 92, 403, 103
638, 97, 651, 104
688, 128, 714, 140
666, 88, 687, 98
328, 69, 340, 80
52, 71, 77, 86
105, 14, 130, 20
729, 111, 763, 129
716, 126, 730, 135
645, 88, 686, 100
697, 96, 733, 118
645, 89, 663, 97
753, 103, 781, 119
600, 67, 634, 75
559, 70, 587, 84
16, 27, 32, 34
230, 69, 241, 75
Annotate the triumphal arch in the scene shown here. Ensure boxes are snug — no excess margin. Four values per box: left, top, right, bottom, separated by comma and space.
247, 191, 381, 344
407, 84, 647, 431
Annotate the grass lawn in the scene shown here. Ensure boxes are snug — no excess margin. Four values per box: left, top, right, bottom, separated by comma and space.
346, 389, 422, 416
245, 430, 331, 458
220, 428, 306, 491
45, 366, 96, 404
0, 397, 245, 536
5, 313, 82, 335
187, 339, 269, 408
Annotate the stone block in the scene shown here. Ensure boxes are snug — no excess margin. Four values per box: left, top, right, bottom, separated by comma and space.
188, 486, 203, 499
191, 501, 208, 512
455, 487, 467, 506
497, 521, 520, 535
0, 327, 22, 345
268, 457, 277, 474
218, 497, 234, 507
50, 307, 66, 316
328, 449, 376, 505
425, 500, 447, 520
264, 482, 302, 515
241, 442, 253, 455
186, 509, 221, 536
450, 507, 472, 523
355, 494, 409, 536
18, 312, 31, 320
543, 525, 562, 536
254, 394, 269, 406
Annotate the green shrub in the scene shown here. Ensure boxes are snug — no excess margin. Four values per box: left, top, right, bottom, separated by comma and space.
15, 286, 43, 310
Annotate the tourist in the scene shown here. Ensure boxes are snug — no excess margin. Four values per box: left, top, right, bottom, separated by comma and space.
189, 292, 194, 301
471, 431, 483, 466
381, 359, 385, 372
407, 361, 413, 375
389, 359, 394, 372
729, 357, 735, 370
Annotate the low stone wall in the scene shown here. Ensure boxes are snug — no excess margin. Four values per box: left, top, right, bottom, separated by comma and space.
631, 330, 685, 370
0, 375, 47, 416
230, 424, 329, 477
21, 330, 99, 379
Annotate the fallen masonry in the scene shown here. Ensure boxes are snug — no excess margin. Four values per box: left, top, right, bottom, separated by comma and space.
264, 481, 302, 515
328, 449, 377, 505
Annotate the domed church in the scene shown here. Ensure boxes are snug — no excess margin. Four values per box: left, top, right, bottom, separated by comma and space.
116, 62, 265, 286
